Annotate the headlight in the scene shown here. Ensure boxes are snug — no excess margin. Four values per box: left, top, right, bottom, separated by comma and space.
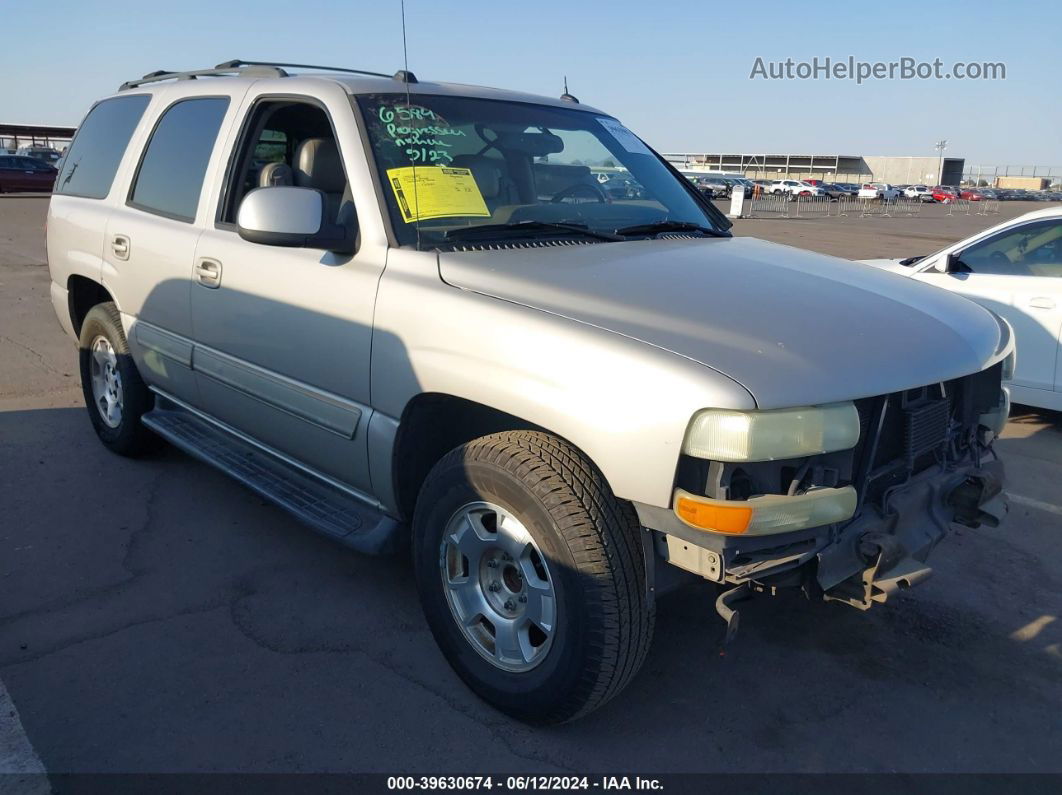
682, 402, 861, 461
979, 387, 1011, 437
1001, 350, 1016, 382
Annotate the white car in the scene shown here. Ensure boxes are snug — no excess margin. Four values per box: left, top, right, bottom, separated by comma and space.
903, 185, 934, 201
858, 182, 900, 200
861, 206, 1062, 411
770, 179, 824, 197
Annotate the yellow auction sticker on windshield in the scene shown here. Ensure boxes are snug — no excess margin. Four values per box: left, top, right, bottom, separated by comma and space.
386, 166, 491, 223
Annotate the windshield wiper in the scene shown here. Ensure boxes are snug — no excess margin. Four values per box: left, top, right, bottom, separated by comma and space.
615, 220, 727, 238
444, 221, 621, 243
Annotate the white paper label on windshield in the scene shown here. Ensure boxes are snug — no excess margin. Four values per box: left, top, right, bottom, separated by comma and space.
597, 118, 652, 155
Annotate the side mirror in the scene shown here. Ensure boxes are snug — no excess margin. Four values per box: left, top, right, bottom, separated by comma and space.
237, 186, 354, 254
946, 251, 970, 274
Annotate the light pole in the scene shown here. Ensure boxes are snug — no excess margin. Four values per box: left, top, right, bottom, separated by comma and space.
934, 139, 948, 185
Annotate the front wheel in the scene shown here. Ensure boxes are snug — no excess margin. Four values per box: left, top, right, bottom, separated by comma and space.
413, 431, 653, 724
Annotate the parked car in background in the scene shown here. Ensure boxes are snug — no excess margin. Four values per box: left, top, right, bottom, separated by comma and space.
858, 182, 900, 200
732, 177, 757, 194
0, 155, 58, 193
15, 146, 62, 167
903, 185, 935, 202
600, 172, 644, 200
770, 179, 824, 197
677, 172, 716, 198
819, 183, 850, 200
931, 186, 958, 203
862, 206, 1062, 410
700, 176, 731, 197
960, 188, 985, 201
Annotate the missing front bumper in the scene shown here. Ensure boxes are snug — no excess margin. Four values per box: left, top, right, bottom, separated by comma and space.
820, 459, 1007, 610
639, 458, 1009, 638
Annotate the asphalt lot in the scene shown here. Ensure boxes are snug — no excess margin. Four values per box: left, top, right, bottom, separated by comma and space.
1, 196, 1060, 775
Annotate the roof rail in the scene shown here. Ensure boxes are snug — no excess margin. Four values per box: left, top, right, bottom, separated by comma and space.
119, 59, 417, 92
119, 64, 287, 91
216, 60, 410, 81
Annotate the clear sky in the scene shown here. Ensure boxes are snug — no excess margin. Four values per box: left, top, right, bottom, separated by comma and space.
2, 0, 1058, 166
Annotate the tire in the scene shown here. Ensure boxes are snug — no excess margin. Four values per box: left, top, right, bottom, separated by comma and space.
413, 431, 653, 724
78, 302, 156, 456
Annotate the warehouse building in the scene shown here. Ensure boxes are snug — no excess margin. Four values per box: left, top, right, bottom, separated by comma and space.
664, 152, 965, 185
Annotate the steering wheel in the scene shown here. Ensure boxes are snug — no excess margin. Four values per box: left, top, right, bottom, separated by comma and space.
551, 181, 610, 204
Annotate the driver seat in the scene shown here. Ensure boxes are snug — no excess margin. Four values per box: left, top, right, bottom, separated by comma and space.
294, 137, 349, 222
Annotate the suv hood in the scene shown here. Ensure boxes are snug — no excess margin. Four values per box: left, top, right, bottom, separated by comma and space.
438, 237, 1003, 409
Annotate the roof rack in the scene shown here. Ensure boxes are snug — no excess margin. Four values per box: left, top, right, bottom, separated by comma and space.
119, 59, 417, 92
220, 60, 418, 83
119, 64, 287, 91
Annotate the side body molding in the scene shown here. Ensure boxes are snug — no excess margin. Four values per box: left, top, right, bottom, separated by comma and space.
131, 320, 364, 439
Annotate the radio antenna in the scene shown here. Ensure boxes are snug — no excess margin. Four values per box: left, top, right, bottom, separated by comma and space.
399, 0, 421, 250
560, 75, 579, 103
400, 0, 410, 74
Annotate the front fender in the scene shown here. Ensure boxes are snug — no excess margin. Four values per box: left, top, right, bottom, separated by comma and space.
371, 250, 755, 508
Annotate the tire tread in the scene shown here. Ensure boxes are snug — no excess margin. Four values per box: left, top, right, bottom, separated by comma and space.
430, 431, 654, 722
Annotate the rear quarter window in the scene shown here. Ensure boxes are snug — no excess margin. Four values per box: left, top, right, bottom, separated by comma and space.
128, 97, 230, 222
55, 94, 151, 199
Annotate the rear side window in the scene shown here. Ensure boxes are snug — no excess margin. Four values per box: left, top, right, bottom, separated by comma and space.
129, 97, 230, 222
55, 94, 150, 199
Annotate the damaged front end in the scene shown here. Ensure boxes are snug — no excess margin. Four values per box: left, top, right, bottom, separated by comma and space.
818, 457, 1006, 611
637, 362, 1011, 639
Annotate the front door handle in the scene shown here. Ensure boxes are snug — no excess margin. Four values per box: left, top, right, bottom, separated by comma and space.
111, 234, 130, 260
1028, 297, 1056, 310
195, 258, 222, 288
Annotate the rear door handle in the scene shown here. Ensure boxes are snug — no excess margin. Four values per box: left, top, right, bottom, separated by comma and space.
111, 234, 130, 260
1028, 297, 1056, 310
195, 258, 222, 288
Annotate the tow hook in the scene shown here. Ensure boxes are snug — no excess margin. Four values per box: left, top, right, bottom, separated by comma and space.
947, 463, 1007, 528
715, 583, 751, 644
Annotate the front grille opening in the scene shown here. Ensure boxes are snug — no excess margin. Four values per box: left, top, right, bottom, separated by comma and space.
728, 469, 753, 501
853, 365, 1002, 508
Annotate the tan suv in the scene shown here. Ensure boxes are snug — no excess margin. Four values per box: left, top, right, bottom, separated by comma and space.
48, 60, 1012, 722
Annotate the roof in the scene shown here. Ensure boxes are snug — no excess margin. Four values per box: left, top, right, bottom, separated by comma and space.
115, 60, 605, 115
329, 75, 605, 114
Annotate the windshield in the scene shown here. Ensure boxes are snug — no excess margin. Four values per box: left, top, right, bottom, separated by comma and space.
355, 93, 728, 249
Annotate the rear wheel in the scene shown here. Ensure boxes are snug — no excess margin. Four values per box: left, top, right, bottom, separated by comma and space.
78, 302, 156, 456
413, 431, 653, 724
